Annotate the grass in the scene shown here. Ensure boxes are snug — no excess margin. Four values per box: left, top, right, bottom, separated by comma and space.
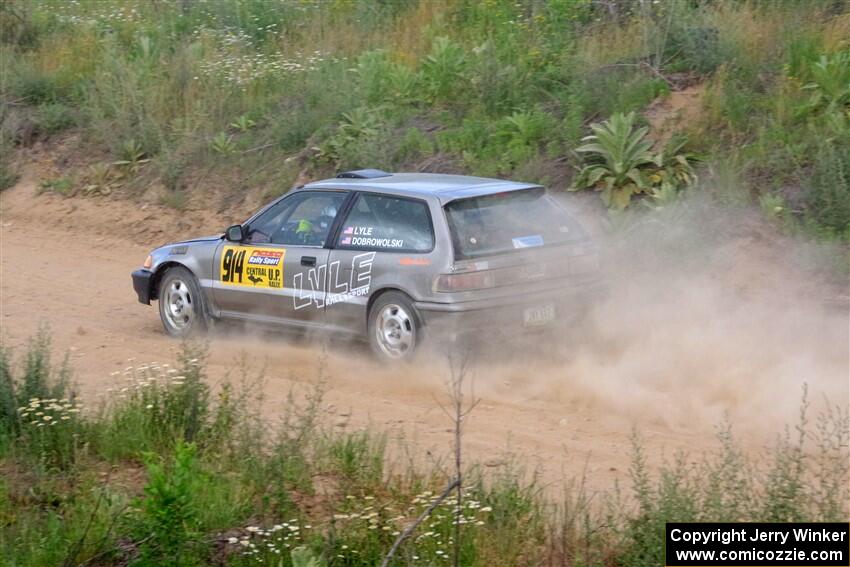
1, 0, 848, 240
0, 333, 846, 566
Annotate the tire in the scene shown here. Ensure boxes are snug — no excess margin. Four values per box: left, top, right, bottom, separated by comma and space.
367, 292, 421, 362
157, 266, 208, 338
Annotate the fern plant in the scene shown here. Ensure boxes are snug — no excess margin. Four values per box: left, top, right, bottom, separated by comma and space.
229, 114, 256, 132
113, 139, 150, 173
354, 49, 417, 105
210, 132, 237, 155
572, 112, 655, 209
802, 51, 850, 114
498, 110, 550, 148
647, 135, 698, 196
572, 113, 697, 209
421, 36, 466, 102
315, 107, 388, 168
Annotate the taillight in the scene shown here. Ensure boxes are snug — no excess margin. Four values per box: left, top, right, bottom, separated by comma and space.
435, 270, 496, 292
143, 255, 153, 269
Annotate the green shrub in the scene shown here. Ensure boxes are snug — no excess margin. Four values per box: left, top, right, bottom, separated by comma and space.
435, 110, 556, 177
248, 387, 321, 516
229, 114, 256, 133
353, 49, 417, 106
210, 131, 237, 156
20, 331, 71, 403
467, 471, 545, 565
420, 37, 467, 103
97, 343, 210, 458
395, 127, 434, 164
133, 442, 203, 566
0, 160, 17, 191
0, 480, 126, 566
572, 112, 697, 209
572, 111, 655, 208
494, 109, 554, 166
577, 69, 669, 119
34, 103, 75, 134
670, 26, 722, 74
468, 40, 529, 115
617, 395, 849, 566
803, 142, 850, 236
38, 176, 74, 196
8, 66, 65, 104
0, 346, 16, 435
0, 330, 78, 469
800, 51, 850, 115
325, 430, 386, 487
17, 396, 84, 470
291, 547, 321, 567
316, 107, 393, 170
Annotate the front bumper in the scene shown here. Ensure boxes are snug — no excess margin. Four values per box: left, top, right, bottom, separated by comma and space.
132, 269, 153, 305
414, 279, 609, 335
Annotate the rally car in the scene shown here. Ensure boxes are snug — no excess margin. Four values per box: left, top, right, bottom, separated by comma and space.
132, 170, 605, 361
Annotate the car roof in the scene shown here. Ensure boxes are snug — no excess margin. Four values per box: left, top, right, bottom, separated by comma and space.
302, 172, 541, 204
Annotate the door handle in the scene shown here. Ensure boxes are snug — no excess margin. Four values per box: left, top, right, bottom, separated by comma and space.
301, 256, 317, 267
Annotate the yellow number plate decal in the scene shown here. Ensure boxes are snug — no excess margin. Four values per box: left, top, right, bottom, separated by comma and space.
220, 246, 285, 289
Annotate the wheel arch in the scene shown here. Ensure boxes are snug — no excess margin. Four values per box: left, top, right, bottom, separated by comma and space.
366, 286, 422, 326
150, 261, 195, 301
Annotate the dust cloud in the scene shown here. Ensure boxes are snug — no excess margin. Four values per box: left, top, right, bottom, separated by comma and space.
438, 193, 849, 436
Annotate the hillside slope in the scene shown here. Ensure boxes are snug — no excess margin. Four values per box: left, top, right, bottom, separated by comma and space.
1, 0, 848, 241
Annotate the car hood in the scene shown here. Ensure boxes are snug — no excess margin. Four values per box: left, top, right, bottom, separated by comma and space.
151, 235, 221, 257
170, 235, 222, 246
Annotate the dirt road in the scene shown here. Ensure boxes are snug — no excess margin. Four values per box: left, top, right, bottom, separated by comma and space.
2, 169, 847, 493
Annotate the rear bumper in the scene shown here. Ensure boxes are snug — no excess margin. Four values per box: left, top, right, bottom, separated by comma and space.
414, 279, 608, 334
132, 269, 153, 305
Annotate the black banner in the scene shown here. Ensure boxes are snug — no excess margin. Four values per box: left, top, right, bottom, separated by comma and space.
666, 523, 849, 566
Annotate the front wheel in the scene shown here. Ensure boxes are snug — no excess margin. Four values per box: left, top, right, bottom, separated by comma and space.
368, 292, 420, 362
157, 267, 208, 337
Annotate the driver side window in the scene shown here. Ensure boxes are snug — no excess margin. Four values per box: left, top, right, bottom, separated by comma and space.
246, 191, 346, 247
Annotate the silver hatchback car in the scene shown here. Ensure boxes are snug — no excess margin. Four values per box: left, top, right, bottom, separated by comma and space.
132, 170, 605, 361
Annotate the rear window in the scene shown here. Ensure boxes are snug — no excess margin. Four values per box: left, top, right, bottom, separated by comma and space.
445, 188, 585, 259
337, 193, 434, 252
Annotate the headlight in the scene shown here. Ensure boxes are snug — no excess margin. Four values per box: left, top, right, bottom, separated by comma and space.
143, 255, 153, 269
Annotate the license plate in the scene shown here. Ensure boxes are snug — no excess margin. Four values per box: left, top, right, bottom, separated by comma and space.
523, 303, 555, 327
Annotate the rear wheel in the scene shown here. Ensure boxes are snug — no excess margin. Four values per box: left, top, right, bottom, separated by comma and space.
157, 267, 208, 337
368, 292, 420, 362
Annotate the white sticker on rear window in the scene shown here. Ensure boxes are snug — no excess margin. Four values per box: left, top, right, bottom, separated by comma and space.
512, 235, 544, 249
342, 236, 404, 248
339, 225, 404, 248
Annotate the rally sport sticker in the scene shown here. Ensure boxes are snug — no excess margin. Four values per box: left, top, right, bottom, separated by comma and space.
220, 246, 285, 289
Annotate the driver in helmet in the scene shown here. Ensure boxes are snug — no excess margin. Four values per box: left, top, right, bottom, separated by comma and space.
295, 203, 338, 245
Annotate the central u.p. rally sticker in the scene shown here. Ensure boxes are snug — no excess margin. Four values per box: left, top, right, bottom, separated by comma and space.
220, 246, 285, 289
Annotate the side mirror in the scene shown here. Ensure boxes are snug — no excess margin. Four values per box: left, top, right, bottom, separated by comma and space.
225, 224, 244, 242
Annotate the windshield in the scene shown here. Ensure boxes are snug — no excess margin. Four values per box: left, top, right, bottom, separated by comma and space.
445, 187, 585, 259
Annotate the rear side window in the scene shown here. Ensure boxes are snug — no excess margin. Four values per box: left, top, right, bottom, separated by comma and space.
445, 187, 585, 259
337, 193, 434, 253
